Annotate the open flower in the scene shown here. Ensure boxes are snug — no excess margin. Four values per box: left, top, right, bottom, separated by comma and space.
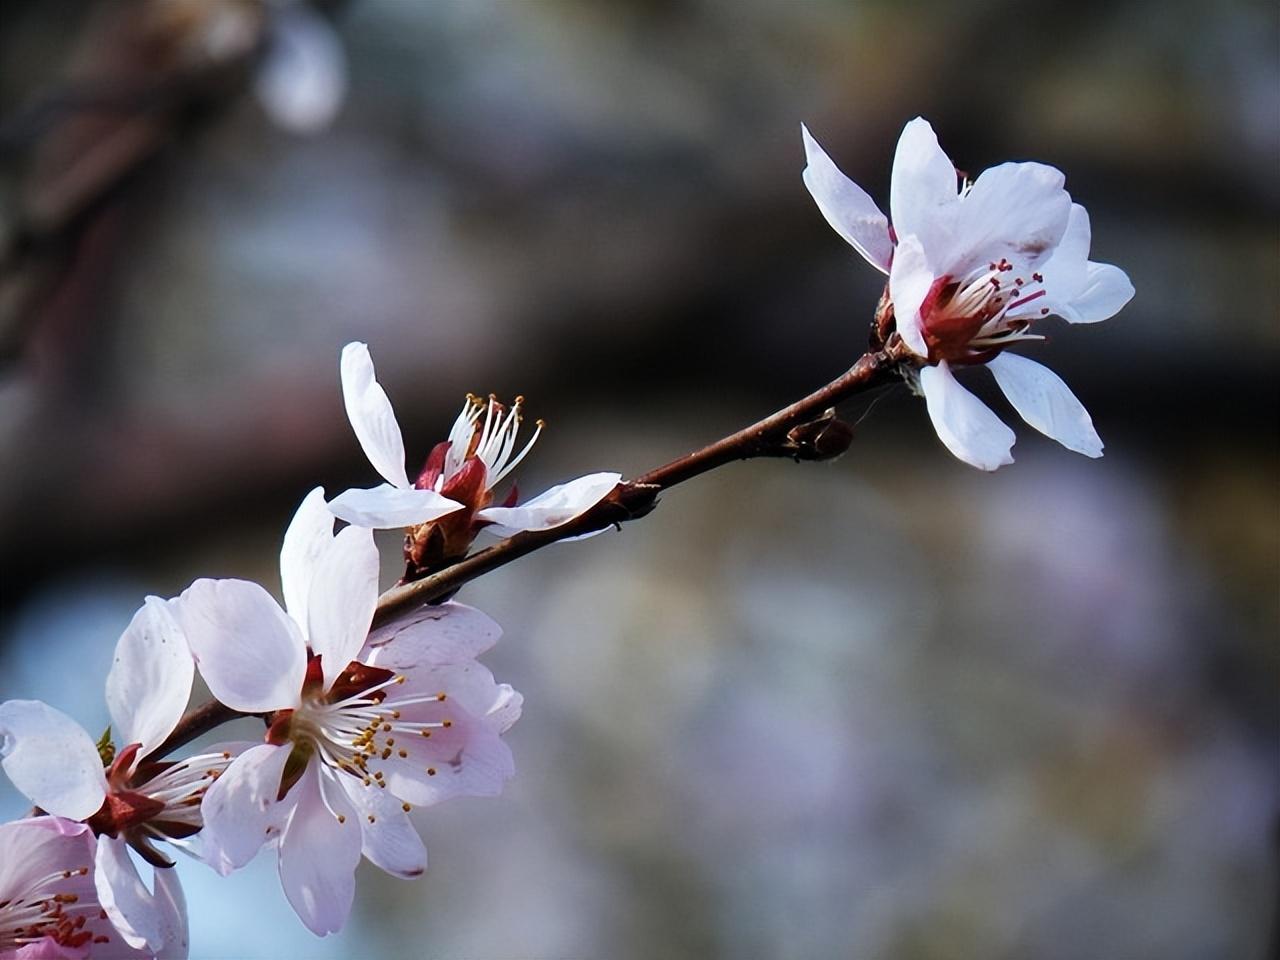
179, 488, 521, 936
802, 118, 1134, 469
0, 600, 239, 957
329, 342, 621, 571
0, 816, 148, 959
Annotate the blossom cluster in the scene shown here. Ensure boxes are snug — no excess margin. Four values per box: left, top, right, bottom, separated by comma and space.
0, 119, 1131, 957
0, 345, 618, 956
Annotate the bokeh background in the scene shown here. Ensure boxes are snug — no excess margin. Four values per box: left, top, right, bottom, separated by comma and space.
1, 1, 1276, 958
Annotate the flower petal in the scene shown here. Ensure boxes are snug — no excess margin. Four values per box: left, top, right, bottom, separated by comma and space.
363, 601, 503, 668
340, 342, 411, 490
95, 837, 163, 951
478, 471, 621, 537
328, 484, 462, 529
278, 764, 361, 936
0, 817, 96, 903
177, 579, 305, 713
279, 487, 334, 624
919, 361, 1016, 470
801, 125, 892, 272
1059, 263, 1134, 324
198, 744, 291, 876
988, 353, 1103, 457
951, 161, 1071, 276
105, 597, 193, 762
306, 524, 379, 691
889, 117, 961, 257
255, 4, 347, 134
152, 862, 189, 960
337, 777, 426, 879
886, 235, 933, 358
0, 700, 106, 820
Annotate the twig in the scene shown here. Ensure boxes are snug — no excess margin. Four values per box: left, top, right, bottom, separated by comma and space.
154, 341, 909, 754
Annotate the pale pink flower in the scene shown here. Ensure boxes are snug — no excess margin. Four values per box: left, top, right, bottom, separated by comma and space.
0, 600, 239, 957
803, 118, 1134, 470
0, 816, 152, 959
179, 489, 521, 936
328, 343, 620, 558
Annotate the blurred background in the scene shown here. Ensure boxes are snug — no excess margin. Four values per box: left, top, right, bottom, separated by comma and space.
0, 1, 1276, 958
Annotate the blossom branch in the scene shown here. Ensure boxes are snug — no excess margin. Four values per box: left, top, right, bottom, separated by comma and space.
373, 342, 909, 625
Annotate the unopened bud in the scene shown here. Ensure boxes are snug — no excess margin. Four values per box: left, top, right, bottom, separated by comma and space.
785, 408, 855, 462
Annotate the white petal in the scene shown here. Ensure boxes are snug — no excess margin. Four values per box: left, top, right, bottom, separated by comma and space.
363, 601, 503, 668
1059, 262, 1134, 324
379, 721, 514, 808
988, 353, 1103, 457
177, 579, 305, 713
153, 863, 189, 960
338, 777, 426, 879
198, 744, 291, 876
889, 117, 961, 258
951, 161, 1071, 276
328, 484, 462, 529
306, 525, 379, 691
95, 838, 163, 951
478, 471, 621, 538
0, 700, 106, 820
886, 235, 933, 358
255, 5, 347, 134
279, 487, 334, 624
105, 597, 193, 760
340, 342, 411, 490
801, 125, 892, 272
919, 361, 1016, 470
486, 684, 524, 735
278, 764, 361, 936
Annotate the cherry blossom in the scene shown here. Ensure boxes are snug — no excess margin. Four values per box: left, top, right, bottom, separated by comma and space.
328, 342, 621, 569
0, 600, 234, 958
178, 488, 521, 936
0, 816, 153, 959
803, 118, 1134, 469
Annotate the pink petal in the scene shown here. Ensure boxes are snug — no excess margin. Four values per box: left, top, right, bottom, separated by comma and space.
889, 118, 961, 258
328, 483, 463, 529
336, 776, 426, 879
198, 743, 292, 876
105, 597, 194, 762
363, 601, 503, 668
988, 353, 1103, 458
0, 817, 95, 904
306, 525, 379, 691
0, 700, 106, 820
801, 125, 892, 273
340, 342, 411, 490
477, 471, 621, 537
278, 764, 361, 936
177, 579, 305, 713
919, 361, 1016, 471
94, 837, 163, 951
886, 235, 933, 358
279, 487, 335, 624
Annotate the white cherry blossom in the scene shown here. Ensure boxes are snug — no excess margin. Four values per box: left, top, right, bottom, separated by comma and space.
803, 118, 1134, 469
0, 816, 145, 959
0, 600, 233, 958
328, 343, 620, 560
180, 489, 521, 936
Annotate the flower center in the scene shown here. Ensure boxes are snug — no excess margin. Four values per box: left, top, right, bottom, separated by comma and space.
0, 865, 107, 952
278, 662, 456, 804
920, 259, 1050, 363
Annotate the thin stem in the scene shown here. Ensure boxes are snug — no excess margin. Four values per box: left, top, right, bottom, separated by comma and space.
157, 343, 909, 753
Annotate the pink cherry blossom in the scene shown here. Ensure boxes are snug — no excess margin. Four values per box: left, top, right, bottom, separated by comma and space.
180, 488, 521, 936
803, 118, 1134, 470
328, 343, 620, 560
0, 816, 151, 959
0, 600, 237, 957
